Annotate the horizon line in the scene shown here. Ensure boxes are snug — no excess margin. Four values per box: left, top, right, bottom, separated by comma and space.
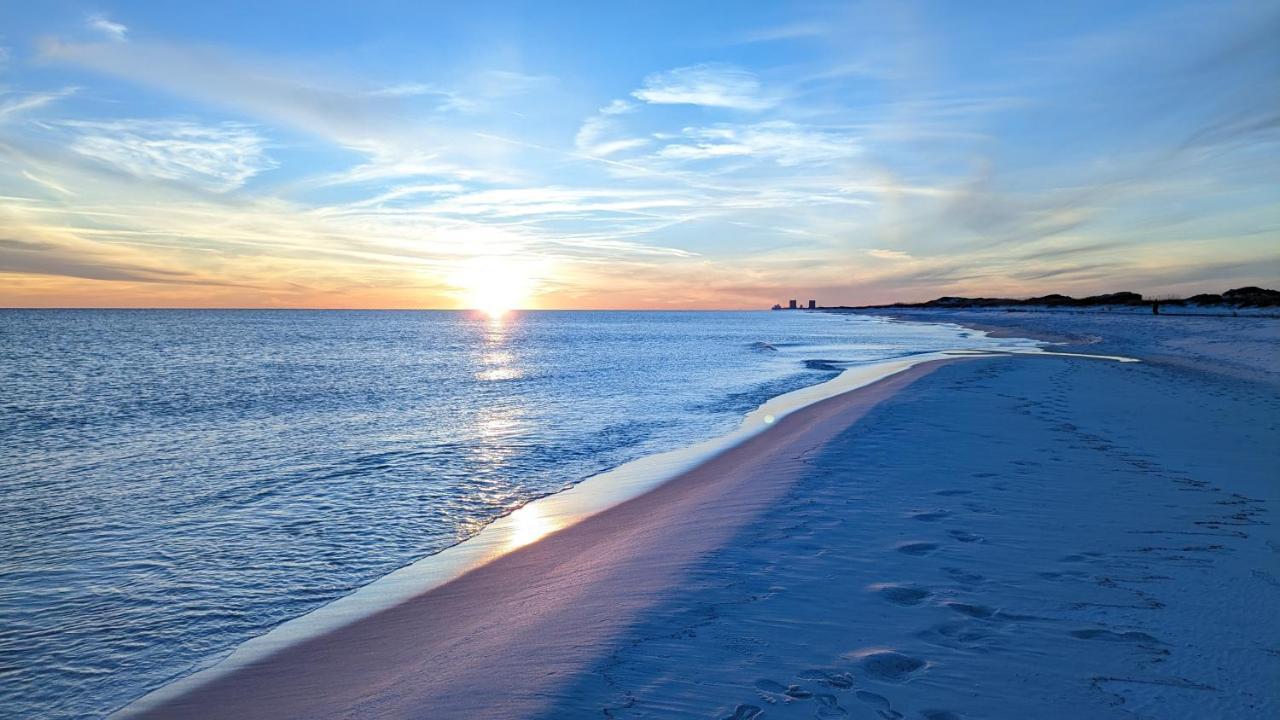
0, 306, 797, 312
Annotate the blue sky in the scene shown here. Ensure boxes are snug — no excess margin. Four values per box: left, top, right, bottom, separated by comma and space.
0, 0, 1276, 308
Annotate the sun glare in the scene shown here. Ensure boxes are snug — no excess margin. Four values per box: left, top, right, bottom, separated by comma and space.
453, 257, 539, 317
507, 503, 558, 550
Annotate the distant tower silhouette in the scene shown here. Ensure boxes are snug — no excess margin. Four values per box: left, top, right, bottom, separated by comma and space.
808, 299, 816, 309
788, 299, 797, 309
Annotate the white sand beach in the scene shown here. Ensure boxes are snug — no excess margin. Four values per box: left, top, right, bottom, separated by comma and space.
9, 3, 1278, 717
126, 313, 1279, 719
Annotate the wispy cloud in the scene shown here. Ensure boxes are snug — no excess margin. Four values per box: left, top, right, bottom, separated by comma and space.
367, 83, 435, 98
37, 39, 542, 188
39, 39, 397, 150
0, 228, 209, 286
0, 244, 198, 284
575, 100, 649, 157
57, 119, 276, 191
88, 14, 128, 42
655, 121, 859, 167
421, 187, 694, 221
0, 88, 77, 122
736, 21, 828, 44
6, 2, 1278, 308
371, 70, 554, 113
21, 170, 74, 196
633, 64, 776, 111
867, 248, 912, 261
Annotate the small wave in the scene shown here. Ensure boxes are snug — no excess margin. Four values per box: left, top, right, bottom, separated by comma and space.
749, 341, 778, 352
804, 359, 844, 371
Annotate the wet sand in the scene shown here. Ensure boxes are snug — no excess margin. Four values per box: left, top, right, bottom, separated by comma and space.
125, 361, 952, 719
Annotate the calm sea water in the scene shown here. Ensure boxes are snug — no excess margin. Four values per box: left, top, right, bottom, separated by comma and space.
0, 310, 1028, 718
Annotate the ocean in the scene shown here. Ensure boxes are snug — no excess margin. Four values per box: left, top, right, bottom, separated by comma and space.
0, 309, 1035, 718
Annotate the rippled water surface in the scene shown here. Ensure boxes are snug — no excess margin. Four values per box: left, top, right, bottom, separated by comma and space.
0, 309, 1030, 718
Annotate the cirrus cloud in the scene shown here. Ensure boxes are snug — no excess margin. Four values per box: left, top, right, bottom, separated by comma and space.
58, 119, 276, 192
867, 248, 913, 261
88, 14, 128, 42
656, 121, 860, 167
632, 64, 776, 111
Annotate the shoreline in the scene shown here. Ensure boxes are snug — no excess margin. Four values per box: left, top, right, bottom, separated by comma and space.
536, 312, 1278, 718
116, 321, 1048, 718
859, 308, 1280, 387
110, 319, 1146, 717
120, 356, 967, 719
107, 310, 1259, 717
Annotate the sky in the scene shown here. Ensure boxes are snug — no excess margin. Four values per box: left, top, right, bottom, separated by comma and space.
0, 0, 1277, 309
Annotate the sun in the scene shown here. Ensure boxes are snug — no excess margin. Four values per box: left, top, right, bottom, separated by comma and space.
452, 257, 539, 317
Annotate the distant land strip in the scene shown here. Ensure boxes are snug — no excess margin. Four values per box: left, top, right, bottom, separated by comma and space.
812, 286, 1280, 312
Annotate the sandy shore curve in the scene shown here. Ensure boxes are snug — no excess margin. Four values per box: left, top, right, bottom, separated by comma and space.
123, 360, 953, 719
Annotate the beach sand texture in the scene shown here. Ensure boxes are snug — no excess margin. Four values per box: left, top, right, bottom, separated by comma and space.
129, 314, 1278, 719
126, 359, 950, 719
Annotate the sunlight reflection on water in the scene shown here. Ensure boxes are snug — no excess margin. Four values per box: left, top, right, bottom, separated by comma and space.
475, 315, 525, 381
0, 309, 1044, 718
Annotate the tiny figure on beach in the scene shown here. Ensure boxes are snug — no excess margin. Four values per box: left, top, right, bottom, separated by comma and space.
1152, 300, 1160, 315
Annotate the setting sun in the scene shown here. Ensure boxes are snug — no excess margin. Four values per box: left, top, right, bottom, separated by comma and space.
4, 3, 1278, 718
451, 257, 541, 317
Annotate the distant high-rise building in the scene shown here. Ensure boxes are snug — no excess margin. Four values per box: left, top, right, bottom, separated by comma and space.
808, 299, 816, 309
788, 299, 797, 309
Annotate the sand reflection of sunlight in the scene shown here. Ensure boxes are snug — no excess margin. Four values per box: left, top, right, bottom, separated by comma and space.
507, 503, 558, 550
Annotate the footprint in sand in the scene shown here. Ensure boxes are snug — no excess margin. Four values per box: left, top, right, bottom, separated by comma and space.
797, 669, 856, 689
784, 684, 813, 699
896, 541, 940, 556
723, 704, 763, 720
753, 679, 788, 697
854, 650, 927, 683
870, 583, 933, 606
814, 693, 848, 718
752, 677, 850, 716
917, 620, 996, 651
855, 690, 894, 713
